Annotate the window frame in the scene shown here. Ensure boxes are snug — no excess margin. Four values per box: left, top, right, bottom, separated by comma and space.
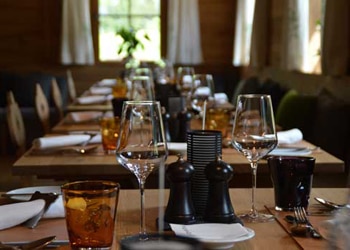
90, 0, 167, 64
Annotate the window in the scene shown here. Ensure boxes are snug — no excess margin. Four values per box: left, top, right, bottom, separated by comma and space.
94, 0, 161, 62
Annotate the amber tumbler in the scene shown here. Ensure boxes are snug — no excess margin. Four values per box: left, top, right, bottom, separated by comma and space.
61, 180, 120, 250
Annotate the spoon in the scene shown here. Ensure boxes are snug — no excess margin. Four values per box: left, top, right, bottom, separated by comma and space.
314, 197, 346, 210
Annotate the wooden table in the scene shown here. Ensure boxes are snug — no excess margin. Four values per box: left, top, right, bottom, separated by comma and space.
13, 142, 345, 188
0, 188, 348, 250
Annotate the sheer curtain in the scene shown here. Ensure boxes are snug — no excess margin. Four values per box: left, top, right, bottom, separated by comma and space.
167, 0, 203, 64
280, 0, 309, 71
61, 0, 95, 65
233, 0, 255, 66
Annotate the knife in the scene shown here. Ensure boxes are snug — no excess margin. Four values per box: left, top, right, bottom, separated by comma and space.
0, 236, 56, 250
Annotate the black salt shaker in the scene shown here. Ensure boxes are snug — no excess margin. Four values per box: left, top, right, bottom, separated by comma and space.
204, 155, 242, 224
164, 155, 196, 224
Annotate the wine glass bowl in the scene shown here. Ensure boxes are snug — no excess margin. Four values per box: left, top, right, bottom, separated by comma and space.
190, 74, 215, 114
116, 101, 168, 240
231, 94, 277, 222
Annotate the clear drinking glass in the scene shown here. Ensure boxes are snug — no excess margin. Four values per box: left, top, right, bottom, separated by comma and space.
231, 94, 277, 222
116, 101, 168, 240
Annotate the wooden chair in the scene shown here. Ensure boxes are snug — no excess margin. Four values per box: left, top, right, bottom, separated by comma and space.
51, 77, 64, 121
67, 69, 77, 102
35, 83, 51, 134
6, 91, 26, 157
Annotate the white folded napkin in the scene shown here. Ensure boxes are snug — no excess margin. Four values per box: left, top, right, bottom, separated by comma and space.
214, 93, 228, 104
32, 135, 91, 150
77, 95, 107, 105
277, 128, 303, 144
170, 223, 250, 240
97, 79, 116, 87
69, 111, 103, 122
43, 195, 65, 218
89, 87, 113, 95
0, 200, 45, 230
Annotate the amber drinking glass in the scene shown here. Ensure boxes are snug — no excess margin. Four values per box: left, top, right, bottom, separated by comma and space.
61, 180, 120, 250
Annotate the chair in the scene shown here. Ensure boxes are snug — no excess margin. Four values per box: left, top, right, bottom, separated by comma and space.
35, 83, 50, 134
51, 77, 64, 121
6, 91, 26, 157
66, 69, 77, 102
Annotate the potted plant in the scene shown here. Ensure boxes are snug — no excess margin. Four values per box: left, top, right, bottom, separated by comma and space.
116, 27, 150, 60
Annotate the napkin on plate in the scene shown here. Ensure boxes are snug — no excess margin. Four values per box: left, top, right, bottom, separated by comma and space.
0, 200, 45, 230
77, 95, 107, 105
277, 128, 303, 144
32, 135, 91, 150
69, 111, 103, 123
89, 87, 113, 95
43, 195, 65, 219
170, 223, 250, 240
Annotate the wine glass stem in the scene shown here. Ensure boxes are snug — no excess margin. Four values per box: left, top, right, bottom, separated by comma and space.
250, 162, 258, 217
139, 181, 147, 239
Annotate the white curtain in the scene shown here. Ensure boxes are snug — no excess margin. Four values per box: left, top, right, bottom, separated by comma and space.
280, 0, 308, 71
233, 0, 255, 66
61, 0, 95, 65
167, 0, 203, 65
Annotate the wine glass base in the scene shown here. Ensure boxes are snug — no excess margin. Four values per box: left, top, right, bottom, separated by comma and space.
238, 212, 275, 223
120, 233, 201, 250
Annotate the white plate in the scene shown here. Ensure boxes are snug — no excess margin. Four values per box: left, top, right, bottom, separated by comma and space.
6, 186, 62, 201
170, 223, 255, 250
268, 147, 312, 156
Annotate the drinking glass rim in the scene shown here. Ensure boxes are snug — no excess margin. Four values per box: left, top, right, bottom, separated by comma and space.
238, 94, 272, 99
124, 100, 160, 105
61, 180, 120, 192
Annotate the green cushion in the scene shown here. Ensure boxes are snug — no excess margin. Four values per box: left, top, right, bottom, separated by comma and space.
275, 89, 317, 141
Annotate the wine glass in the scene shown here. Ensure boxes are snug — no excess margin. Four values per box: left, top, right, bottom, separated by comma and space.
116, 101, 168, 240
176, 66, 195, 97
190, 74, 215, 114
231, 94, 277, 222
129, 75, 155, 101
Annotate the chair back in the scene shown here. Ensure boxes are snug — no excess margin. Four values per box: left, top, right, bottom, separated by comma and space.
6, 91, 26, 156
35, 83, 50, 133
67, 69, 77, 102
51, 77, 64, 120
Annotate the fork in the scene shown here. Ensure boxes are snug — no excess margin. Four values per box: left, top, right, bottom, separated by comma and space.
294, 207, 322, 239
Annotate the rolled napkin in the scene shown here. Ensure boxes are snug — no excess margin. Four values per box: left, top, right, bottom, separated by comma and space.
32, 135, 91, 150
277, 128, 303, 144
89, 86, 113, 95
214, 93, 229, 104
0, 200, 45, 230
69, 111, 103, 123
77, 95, 107, 105
97, 79, 116, 87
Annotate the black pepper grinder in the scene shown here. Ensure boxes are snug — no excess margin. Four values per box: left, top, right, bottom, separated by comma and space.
161, 107, 172, 142
164, 155, 196, 224
176, 109, 192, 142
204, 155, 242, 224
